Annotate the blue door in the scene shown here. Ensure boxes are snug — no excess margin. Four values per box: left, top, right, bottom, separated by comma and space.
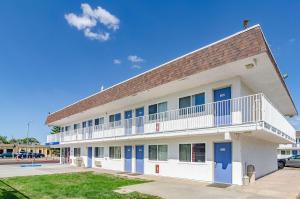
124, 146, 132, 172
136, 145, 144, 174
214, 142, 232, 184
87, 147, 93, 168
125, 110, 132, 135
135, 107, 144, 134
214, 87, 231, 126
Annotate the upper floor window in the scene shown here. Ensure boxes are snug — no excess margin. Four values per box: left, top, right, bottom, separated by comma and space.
74, 123, 80, 130
65, 126, 70, 132
95, 117, 104, 126
109, 113, 121, 127
179, 93, 205, 114
148, 102, 167, 120
88, 120, 93, 127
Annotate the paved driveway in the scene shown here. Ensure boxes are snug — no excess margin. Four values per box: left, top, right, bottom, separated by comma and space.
117, 168, 300, 199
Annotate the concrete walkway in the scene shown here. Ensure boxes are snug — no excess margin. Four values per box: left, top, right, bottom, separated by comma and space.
115, 168, 300, 199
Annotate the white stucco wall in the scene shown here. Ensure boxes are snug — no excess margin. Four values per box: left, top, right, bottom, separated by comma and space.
63, 133, 244, 185
240, 135, 278, 179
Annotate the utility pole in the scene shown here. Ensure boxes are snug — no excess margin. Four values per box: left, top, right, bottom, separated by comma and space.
26, 121, 32, 158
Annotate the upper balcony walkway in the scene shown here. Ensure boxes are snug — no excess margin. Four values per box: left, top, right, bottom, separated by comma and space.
47, 93, 296, 145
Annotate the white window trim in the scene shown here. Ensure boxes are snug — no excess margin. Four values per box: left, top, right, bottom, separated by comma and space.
178, 142, 206, 163
148, 144, 168, 162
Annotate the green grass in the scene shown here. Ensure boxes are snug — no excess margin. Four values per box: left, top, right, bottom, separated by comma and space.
0, 172, 161, 199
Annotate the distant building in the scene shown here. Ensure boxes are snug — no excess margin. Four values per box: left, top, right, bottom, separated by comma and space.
278, 131, 300, 159
0, 144, 52, 156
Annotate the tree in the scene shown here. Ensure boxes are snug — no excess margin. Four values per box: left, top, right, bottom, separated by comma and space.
50, 126, 61, 134
9, 137, 40, 145
0, 135, 9, 144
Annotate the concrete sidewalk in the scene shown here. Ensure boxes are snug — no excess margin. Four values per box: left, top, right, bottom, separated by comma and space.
114, 168, 300, 199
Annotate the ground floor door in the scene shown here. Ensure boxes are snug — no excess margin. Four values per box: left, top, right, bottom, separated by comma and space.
61, 147, 70, 164
87, 147, 93, 168
214, 142, 232, 184
135, 145, 144, 174
124, 146, 132, 172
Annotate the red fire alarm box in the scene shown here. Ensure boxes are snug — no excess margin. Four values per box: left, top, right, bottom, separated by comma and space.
155, 164, 159, 174
156, 123, 160, 132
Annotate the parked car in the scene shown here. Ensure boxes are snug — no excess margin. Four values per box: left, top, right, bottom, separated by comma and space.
0, 152, 15, 158
16, 152, 31, 158
33, 153, 45, 158
278, 155, 300, 169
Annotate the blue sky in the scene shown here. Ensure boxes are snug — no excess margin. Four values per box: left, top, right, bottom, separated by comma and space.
0, 1, 300, 143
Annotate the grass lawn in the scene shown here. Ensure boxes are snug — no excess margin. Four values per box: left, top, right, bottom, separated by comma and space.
0, 172, 161, 199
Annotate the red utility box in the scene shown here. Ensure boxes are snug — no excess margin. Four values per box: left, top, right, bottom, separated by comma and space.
155, 164, 159, 174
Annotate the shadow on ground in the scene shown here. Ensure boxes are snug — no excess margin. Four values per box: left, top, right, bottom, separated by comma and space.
0, 180, 30, 199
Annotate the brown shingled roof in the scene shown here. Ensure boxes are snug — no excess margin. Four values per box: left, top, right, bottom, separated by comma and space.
46, 25, 295, 125
296, 131, 300, 137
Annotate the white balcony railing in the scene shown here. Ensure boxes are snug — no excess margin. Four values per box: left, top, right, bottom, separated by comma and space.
47, 93, 296, 143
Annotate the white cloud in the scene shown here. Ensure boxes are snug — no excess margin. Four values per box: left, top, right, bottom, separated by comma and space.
64, 13, 96, 30
113, 59, 121, 64
128, 55, 144, 63
82, 4, 119, 31
131, 65, 142, 69
84, 28, 110, 41
65, 3, 119, 41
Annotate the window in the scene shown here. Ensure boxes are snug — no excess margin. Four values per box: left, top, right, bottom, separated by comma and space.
94, 147, 104, 158
148, 102, 167, 120
74, 148, 81, 157
179, 93, 205, 113
179, 143, 205, 162
109, 146, 121, 159
179, 96, 191, 109
179, 144, 191, 162
74, 123, 80, 130
149, 145, 168, 161
61, 127, 64, 132
109, 113, 121, 127
95, 117, 104, 126
192, 143, 205, 162
65, 126, 70, 131
281, 150, 286, 155
88, 120, 93, 127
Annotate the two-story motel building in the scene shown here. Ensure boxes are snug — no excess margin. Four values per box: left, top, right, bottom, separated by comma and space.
46, 25, 297, 185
